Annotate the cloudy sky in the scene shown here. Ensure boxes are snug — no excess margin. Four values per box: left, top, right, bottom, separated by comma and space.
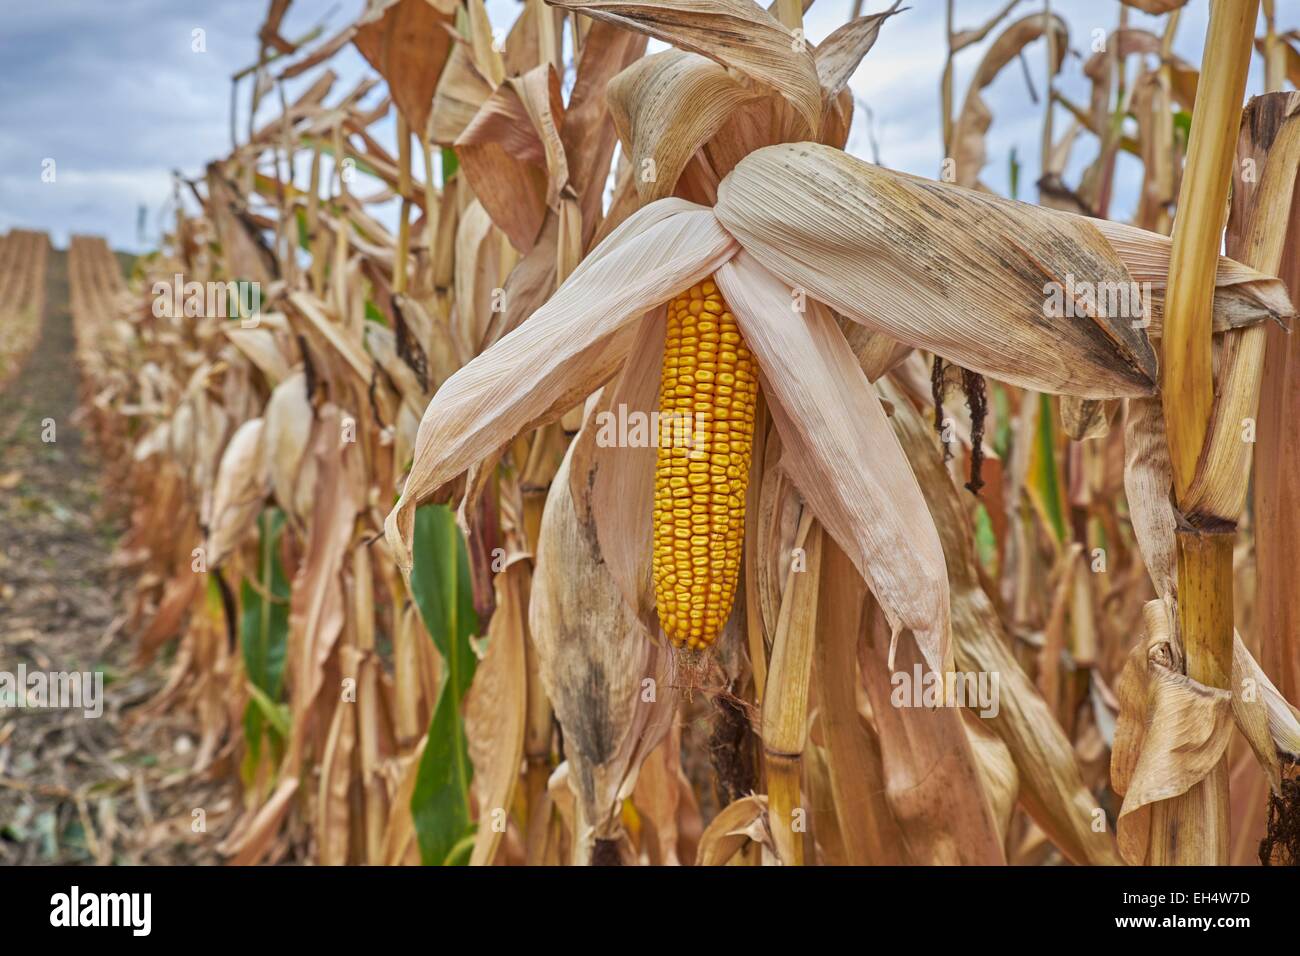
0, 0, 1291, 252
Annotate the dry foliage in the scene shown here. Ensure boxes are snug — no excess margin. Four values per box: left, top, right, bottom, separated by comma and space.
50, 0, 1300, 866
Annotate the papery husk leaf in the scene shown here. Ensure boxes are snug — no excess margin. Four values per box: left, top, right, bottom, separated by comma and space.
839, 321, 913, 383
752, 424, 800, 653
224, 327, 291, 387
695, 794, 770, 866
716, 142, 1158, 398
1091, 217, 1295, 334
716, 252, 951, 675
812, 1, 904, 98
530, 437, 676, 853
692, 96, 782, 197
607, 50, 765, 203
546, 0, 821, 136
263, 371, 316, 528
205, 418, 270, 568
386, 200, 737, 571
576, 308, 665, 632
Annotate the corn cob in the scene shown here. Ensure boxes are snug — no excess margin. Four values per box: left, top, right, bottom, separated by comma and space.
653, 278, 758, 649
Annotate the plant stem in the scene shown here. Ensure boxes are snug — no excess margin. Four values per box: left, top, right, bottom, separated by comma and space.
1161, 0, 1258, 497
762, 513, 821, 865
1156, 0, 1259, 865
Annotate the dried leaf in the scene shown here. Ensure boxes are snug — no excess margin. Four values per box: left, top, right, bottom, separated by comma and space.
530, 439, 676, 852
386, 200, 737, 570
715, 143, 1159, 398
695, 794, 770, 865
466, 559, 530, 866
951, 12, 1067, 188
812, 1, 904, 98
608, 50, 765, 203
716, 252, 951, 675
352, 0, 455, 134
547, 0, 821, 136
205, 418, 270, 568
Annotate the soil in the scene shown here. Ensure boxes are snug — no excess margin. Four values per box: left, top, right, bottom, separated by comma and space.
0, 247, 227, 864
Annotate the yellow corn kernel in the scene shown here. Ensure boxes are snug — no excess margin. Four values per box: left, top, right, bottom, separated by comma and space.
652, 278, 758, 650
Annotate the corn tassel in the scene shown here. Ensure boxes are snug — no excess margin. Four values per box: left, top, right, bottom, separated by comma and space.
652, 278, 758, 649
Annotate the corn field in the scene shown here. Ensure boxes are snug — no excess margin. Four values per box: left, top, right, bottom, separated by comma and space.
3, 0, 1300, 874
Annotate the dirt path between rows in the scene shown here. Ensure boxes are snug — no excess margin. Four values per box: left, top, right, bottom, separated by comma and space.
0, 247, 226, 864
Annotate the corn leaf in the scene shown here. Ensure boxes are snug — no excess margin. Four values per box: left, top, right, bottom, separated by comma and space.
409, 503, 480, 866
240, 509, 291, 770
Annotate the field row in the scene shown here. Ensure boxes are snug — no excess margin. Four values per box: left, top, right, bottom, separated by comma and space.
0, 230, 50, 387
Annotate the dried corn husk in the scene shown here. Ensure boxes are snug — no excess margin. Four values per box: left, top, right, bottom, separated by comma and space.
530, 437, 676, 859
263, 372, 316, 527
548, 0, 822, 136
204, 418, 270, 567
714, 142, 1158, 397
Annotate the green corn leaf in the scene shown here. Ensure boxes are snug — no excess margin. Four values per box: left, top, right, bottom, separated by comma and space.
409, 503, 480, 865
441, 147, 459, 185
239, 509, 290, 771
1028, 393, 1068, 545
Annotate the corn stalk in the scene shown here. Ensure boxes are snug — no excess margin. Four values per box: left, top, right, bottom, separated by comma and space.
1154, 0, 1259, 865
